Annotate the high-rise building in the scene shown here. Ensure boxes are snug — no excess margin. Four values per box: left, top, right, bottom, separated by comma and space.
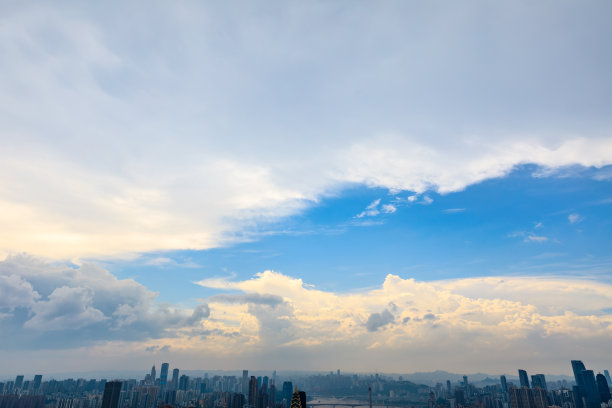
171, 369, 179, 390
463, 376, 468, 388
571, 361, 587, 391
518, 370, 530, 388
232, 393, 246, 408
572, 385, 584, 408
242, 370, 249, 396
32, 375, 42, 394
510, 387, 535, 408
531, 374, 547, 391
596, 373, 611, 403
604, 370, 612, 386
160, 363, 169, 387
179, 375, 189, 392
151, 366, 156, 384
532, 388, 547, 408
101, 381, 122, 408
282, 382, 293, 408
270, 384, 276, 406
249, 376, 258, 406
581, 370, 600, 408
446, 380, 452, 396
290, 388, 306, 408
501, 376, 509, 394
15, 376, 24, 391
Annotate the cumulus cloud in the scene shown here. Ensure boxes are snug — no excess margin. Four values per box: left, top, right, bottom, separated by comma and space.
0, 2, 611, 258
2, 258, 612, 372
0, 255, 209, 349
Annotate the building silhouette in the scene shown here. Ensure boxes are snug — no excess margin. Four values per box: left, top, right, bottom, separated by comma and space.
531, 374, 547, 391
242, 370, 249, 396
248, 376, 258, 407
101, 381, 122, 408
596, 373, 611, 403
14, 376, 24, 391
150, 366, 156, 384
171, 369, 179, 390
160, 363, 169, 387
581, 370, 601, 408
518, 370, 530, 388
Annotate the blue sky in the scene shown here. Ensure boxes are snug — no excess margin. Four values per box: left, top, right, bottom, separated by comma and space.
107, 164, 612, 305
1, 1, 612, 376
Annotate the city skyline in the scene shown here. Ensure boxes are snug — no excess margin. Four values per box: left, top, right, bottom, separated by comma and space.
1, 1, 612, 375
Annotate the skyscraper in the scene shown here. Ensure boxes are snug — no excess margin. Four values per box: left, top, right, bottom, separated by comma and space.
531, 374, 547, 391
150, 366, 156, 384
605, 370, 612, 386
510, 387, 535, 408
500, 376, 508, 394
101, 381, 122, 408
571, 360, 587, 391
242, 370, 249, 396
179, 375, 189, 392
596, 373, 611, 403
15, 376, 24, 391
249, 376, 258, 406
160, 363, 169, 387
32, 375, 42, 394
290, 387, 306, 408
171, 369, 179, 390
282, 382, 293, 408
270, 384, 276, 406
518, 370, 530, 388
581, 370, 600, 408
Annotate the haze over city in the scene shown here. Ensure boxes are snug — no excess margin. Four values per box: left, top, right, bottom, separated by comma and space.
1, 0, 612, 378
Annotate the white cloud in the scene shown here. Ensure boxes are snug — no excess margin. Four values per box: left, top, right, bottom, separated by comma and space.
525, 234, 548, 243
382, 204, 396, 214
356, 199, 381, 218
0, 255, 209, 349
1, 257, 612, 373
0, 2, 611, 259
569, 213, 583, 224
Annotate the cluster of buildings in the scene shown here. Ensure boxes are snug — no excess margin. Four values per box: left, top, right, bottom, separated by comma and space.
422, 361, 612, 408
1, 360, 610, 408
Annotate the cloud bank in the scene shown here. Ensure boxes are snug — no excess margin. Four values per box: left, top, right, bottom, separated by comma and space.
3, 256, 610, 374
1, 1, 611, 258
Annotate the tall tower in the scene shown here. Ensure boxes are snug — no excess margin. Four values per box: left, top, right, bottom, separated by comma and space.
290, 387, 306, 408
15, 376, 24, 390
32, 375, 43, 394
531, 374, 547, 391
582, 370, 601, 408
160, 363, 169, 387
172, 369, 179, 390
101, 381, 122, 408
518, 370, 530, 388
604, 370, 612, 386
282, 382, 293, 408
596, 373, 611, 403
249, 376, 258, 406
571, 361, 587, 391
151, 366, 156, 383
242, 370, 249, 396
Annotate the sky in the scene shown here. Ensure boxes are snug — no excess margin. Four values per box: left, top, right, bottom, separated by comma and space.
1, 0, 612, 377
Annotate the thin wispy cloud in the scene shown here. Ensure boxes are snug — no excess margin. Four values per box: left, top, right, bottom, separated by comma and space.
569, 213, 583, 224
